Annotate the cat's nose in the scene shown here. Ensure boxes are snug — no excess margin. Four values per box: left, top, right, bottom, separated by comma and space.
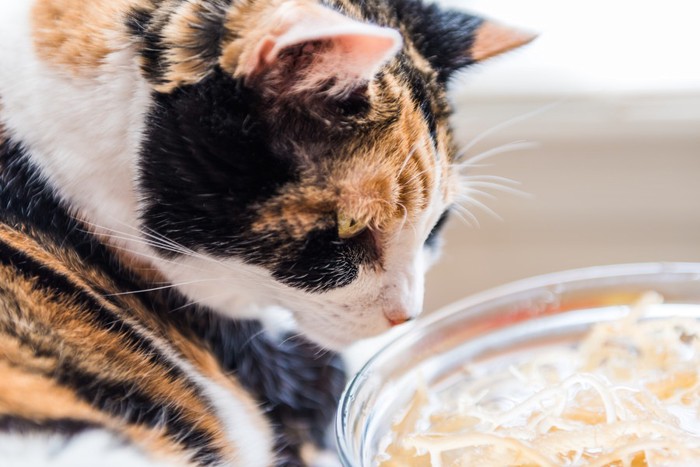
385, 311, 414, 327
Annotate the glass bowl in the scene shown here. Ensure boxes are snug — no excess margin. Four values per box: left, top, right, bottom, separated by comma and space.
336, 262, 700, 466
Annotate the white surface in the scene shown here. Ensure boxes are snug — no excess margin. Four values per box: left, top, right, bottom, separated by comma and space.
425, 0, 700, 313
445, 0, 700, 96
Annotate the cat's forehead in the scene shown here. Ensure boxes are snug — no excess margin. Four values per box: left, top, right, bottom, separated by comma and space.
32, 0, 534, 95
252, 91, 455, 241
31, 0, 430, 91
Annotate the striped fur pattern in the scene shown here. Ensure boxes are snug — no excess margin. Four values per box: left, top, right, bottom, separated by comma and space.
0, 0, 533, 464
0, 140, 345, 465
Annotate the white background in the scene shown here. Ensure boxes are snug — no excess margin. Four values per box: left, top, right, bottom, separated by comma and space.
425, 0, 700, 312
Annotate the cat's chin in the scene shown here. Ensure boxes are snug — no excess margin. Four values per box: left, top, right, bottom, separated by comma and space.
290, 313, 392, 351
296, 326, 376, 351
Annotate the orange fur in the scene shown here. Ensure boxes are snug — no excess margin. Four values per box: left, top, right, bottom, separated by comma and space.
0, 225, 241, 462
31, 0, 148, 74
471, 21, 537, 62
0, 359, 104, 422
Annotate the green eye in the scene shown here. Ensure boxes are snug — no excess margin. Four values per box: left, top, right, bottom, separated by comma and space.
337, 212, 367, 239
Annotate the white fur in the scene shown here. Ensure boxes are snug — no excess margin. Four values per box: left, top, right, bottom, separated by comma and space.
0, 1, 148, 246
0, 430, 183, 467
0, 0, 444, 350
0, 1, 450, 462
142, 324, 275, 466
189, 372, 274, 466
0, 7, 274, 462
158, 157, 447, 349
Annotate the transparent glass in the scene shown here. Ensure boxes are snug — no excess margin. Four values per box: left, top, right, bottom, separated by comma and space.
336, 262, 700, 466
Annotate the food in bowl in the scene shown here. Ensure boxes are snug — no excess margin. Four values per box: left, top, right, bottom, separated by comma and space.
376, 293, 700, 466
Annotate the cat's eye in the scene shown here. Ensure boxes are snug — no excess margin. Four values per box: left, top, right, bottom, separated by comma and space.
424, 210, 450, 248
337, 212, 367, 239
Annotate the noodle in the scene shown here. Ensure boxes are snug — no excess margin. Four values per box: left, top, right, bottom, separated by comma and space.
377, 294, 700, 466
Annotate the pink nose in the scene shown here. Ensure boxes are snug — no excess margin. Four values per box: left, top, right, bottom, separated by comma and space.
388, 317, 410, 327
385, 311, 413, 327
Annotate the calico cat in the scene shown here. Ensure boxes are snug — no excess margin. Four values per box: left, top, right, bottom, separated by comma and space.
0, 0, 533, 465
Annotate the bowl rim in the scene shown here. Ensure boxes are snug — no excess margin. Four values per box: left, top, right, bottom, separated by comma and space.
335, 261, 700, 466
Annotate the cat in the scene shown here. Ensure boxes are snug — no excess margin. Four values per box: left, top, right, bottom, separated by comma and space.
0, 0, 533, 465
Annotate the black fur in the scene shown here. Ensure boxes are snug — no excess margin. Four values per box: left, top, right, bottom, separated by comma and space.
0, 417, 100, 435
139, 69, 297, 252
161, 310, 346, 464
133, 0, 483, 293
0, 138, 346, 466
126, 7, 170, 85
138, 68, 387, 292
396, 54, 440, 144
424, 209, 450, 249
394, 0, 483, 82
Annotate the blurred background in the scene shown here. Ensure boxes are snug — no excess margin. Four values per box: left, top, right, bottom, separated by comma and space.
425, 0, 700, 312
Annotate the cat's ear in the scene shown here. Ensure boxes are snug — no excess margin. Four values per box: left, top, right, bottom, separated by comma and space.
222, 1, 402, 95
470, 21, 537, 62
403, 3, 536, 82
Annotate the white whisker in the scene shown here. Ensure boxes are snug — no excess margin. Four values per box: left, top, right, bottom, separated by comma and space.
167, 291, 234, 314
457, 100, 561, 157
457, 140, 539, 167
108, 244, 212, 273
397, 143, 420, 178
241, 328, 273, 351
85, 230, 195, 258
451, 204, 480, 227
459, 196, 503, 221
79, 220, 188, 254
456, 189, 497, 201
112, 220, 244, 275
105, 278, 226, 297
460, 175, 522, 186
467, 182, 533, 199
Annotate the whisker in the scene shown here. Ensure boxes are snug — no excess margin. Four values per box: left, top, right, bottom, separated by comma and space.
451, 204, 480, 227
167, 291, 234, 313
109, 220, 244, 275
397, 202, 418, 237
80, 220, 255, 283
79, 221, 191, 255
400, 165, 434, 187
279, 332, 306, 347
457, 100, 561, 157
140, 224, 199, 256
459, 196, 503, 221
86, 230, 196, 258
394, 202, 410, 234
108, 244, 213, 273
104, 278, 226, 297
241, 328, 273, 351
456, 189, 497, 202
460, 175, 522, 185
466, 182, 533, 199
456, 140, 539, 167
397, 143, 420, 178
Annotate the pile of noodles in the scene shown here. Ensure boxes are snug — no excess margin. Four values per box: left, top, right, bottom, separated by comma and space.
377, 293, 700, 466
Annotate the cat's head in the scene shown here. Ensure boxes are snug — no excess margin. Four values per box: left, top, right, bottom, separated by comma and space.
128, 0, 534, 349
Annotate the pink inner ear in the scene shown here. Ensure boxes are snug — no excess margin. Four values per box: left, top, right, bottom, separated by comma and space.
250, 3, 402, 86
